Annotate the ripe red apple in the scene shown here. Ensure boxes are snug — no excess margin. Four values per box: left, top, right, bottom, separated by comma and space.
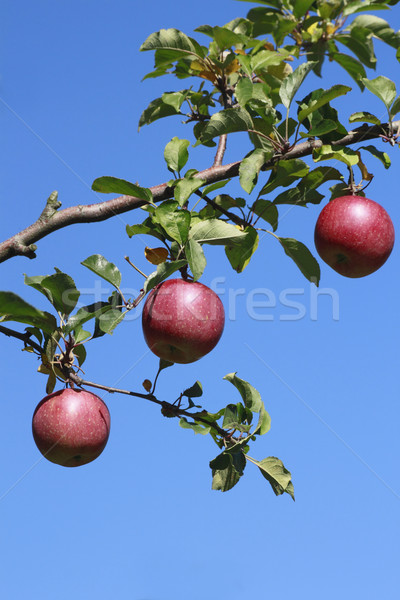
32, 388, 111, 467
314, 195, 395, 278
142, 278, 225, 364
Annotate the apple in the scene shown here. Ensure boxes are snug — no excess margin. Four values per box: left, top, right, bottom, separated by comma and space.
142, 278, 225, 364
32, 388, 110, 467
314, 195, 395, 278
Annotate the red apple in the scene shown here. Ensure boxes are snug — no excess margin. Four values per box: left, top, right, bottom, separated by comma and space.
314, 195, 395, 278
32, 388, 110, 467
142, 278, 225, 364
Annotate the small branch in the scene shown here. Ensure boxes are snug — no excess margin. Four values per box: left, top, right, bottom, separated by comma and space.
194, 190, 246, 227
0, 324, 43, 354
213, 134, 227, 166
1, 120, 398, 264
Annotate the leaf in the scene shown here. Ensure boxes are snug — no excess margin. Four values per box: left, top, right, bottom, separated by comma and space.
143, 260, 187, 293
349, 111, 381, 125
335, 31, 376, 69
210, 452, 244, 492
183, 381, 203, 398
0, 292, 57, 334
260, 159, 309, 195
251, 199, 279, 230
126, 222, 165, 242
256, 456, 295, 500
277, 237, 320, 285
279, 61, 316, 109
164, 137, 190, 173
361, 75, 397, 110
253, 404, 271, 436
174, 177, 205, 206
297, 84, 351, 123
389, 95, 400, 118
154, 201, 191, 244
97, 308, 126, 335
223, 372, 263, 413
189, 219, 248, 245
198, 106, 253, 144
359, 145, 391, 169
293, 0, 316, 19
313, 144, 359, 167
92, 177, 153, 203
225, 226, 259, 273
201, 180, 230, 196
239, 148, 273, 194
330, 52, 366, 90
144, 246, 169, 265
140, 28, 206, 60
40, 273, 80, 317
63, 302, 117, 336
351, 14, 400, 49
81, 254, 122, 289
73, 344, 87, 366
185, 238, 207, 281
179, 418, 210, 435
138, 96, 182, 129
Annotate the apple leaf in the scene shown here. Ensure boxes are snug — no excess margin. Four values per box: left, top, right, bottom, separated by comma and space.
143, 260, 187, 293
35, 273, 80, 317
297, 84, 351, 123
197, 106, 253, 144
253, 404, 272, 436
348, 111, 381, 125
0, 292, 57, 334
255, 456, 295, 500
222, 403, 252, 432
313, 144, 359, 167
63, 302, 115, 336
164, 137, 190, 173
174, 177, 205, 206
189, 218, 248, 245
361, 75, 397, 111
185, 238, 207, 281
126, 222, 165, 242
358, 145, 391, 169
138, 96, 183, 129
239, 148, 272, 194
389, 95, 400, 119
350, 14, 400, 49
179, 417, 210, 435
201, 179, 230, 197
183, 380, 203, 398
154, 201, 191, 244
210, 451, 244, 492
277, 237, 320, 285
251, 199, 279, 230
92, 177, 153, 204
259, 159, 309, 195
140, 28, 206, 60
97, 308, 127, 335
225, 226, 259, 273
329, 52, 366, 90
279, 61, 316, 109
223, 372, 263, 413
81, 254, 122, 289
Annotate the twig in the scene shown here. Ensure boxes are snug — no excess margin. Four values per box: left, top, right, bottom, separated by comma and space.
0, 120, 397, 264
213, 134, 227, 166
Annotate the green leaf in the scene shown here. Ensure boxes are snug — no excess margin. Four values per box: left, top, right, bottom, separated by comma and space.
73, 343, 87, 366
351, 14, 400, 48
63, 302, 114, 336
183, 381, 203, 398
239, 148, 273, 194
293, 0, 316, 18
161, 91, 188, 112
201, 180, 230, 197
260, 159, 309, 195
297, 85, 351, 123
251, 199, 279, 230
277, 237, 320, 285
198, 106, 253, 144
222, 404, 252, 432
185, 238, 207, 281
313, 144, 359, 167
279, 61, 316, 109
335, 31, 376, 69
225, 226, 259, 273
138, 96, 182, 129
253, 404, 271, 436
256, 456, 295, 500
92, 177, 153, 204
223, 372, 263, 412
38, 273, 80, 317
140, 28, 206, 60
361, 75, 397, 110
358, 145, 391, 169
174, 177, 205, 206
189, 219, 248, 245
0, 292, 57, 334
81, 254, 122, 289
330, 52, 366, 90
389, 95, 400, 118
143, 260, 187, 293
164, 137, 190, 173
195, 25, 246, 50
154, 201, 191, 244
24, 275, 52, 303
349, 111, 381, 125
97, 309, 126, 335
210, 452, 244, 492
179, 418, 210, 435
126, 223, 165, 242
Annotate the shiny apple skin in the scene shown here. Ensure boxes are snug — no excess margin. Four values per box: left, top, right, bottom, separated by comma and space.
142, 279, 225, 364
314, 195, 395, 278
32, 388, 111, 467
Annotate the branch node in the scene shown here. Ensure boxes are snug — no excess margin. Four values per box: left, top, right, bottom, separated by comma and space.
39, 191, 62, 222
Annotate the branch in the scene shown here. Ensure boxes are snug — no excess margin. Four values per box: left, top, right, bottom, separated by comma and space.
1, 121, 397, 264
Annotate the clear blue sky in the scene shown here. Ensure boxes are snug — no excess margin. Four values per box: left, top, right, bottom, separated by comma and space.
1, 1, 400, 599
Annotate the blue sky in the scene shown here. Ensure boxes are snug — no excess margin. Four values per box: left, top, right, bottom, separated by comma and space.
1, 1, 400, 599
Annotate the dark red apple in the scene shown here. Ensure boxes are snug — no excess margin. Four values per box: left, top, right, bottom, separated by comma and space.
142, 278, 225, 364
32, 388, 111, 467
314, 195, 395, 278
